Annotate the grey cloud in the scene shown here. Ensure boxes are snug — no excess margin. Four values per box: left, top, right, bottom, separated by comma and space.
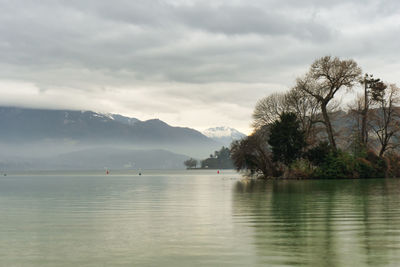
62, 0, 334, 40
173, 4, 333, 41
0, 0, 399, 132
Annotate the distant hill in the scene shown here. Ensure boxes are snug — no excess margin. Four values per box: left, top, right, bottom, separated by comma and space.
0, 106, 222, 158
203, 126, 246, 147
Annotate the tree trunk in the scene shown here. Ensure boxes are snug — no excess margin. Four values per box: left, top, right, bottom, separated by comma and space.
321, 103, 337, 150
379, 105, 389, 157
361, 81, 368, 144
379, 145, 386, 157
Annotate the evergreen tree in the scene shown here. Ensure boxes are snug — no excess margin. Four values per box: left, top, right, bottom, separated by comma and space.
268, 112, 306, 166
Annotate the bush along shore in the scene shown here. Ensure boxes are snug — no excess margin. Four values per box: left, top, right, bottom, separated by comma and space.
230, 55, 400, 179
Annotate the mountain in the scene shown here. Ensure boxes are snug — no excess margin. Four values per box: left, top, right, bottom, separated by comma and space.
0, 107, 214, 145
111, 114, 140, 126
203, 126, 246, 147
0, 106, 222, 164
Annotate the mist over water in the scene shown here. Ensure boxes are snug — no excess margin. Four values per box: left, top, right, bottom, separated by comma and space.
1, 171, 400, 266
0, 142, 194, 170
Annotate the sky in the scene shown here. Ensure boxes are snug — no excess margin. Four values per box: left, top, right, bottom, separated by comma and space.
0, 0, 399, 134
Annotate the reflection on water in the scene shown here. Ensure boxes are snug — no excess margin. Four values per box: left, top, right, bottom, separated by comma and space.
233, 179, 400, 266
1, 172, 400, 266
0, 171, 252, 267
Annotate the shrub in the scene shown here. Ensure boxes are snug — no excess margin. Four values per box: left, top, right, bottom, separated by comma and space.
312, 148, 387, 179
288, 159, 315, 179
305, 142, 332, 166
385, 152, 400, 178
354, 158, 375, 178
314, 150, 355, 179
366, 150, 387, 178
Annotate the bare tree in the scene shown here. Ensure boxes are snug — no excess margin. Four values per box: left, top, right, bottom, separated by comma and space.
230, 130, 281, 178
369, 83, 400, 157
252, 87, 322, 145
252, 93, 287, 129
297, 56, 362, 150
285, 86, 322, 145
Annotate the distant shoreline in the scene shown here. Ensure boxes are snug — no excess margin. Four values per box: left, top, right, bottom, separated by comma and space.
186, 168, 234, 170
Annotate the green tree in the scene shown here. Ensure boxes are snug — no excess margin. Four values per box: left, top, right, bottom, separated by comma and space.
268, 112, 306, 166
201, 146, 234, 169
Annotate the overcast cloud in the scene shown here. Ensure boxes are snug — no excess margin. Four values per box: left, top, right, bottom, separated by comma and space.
0, 0, 399, 133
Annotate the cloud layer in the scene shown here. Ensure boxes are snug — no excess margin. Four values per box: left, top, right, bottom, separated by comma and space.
0, 0, 399, 133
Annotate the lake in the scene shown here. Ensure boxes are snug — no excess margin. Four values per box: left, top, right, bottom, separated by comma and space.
1, 170, 400, 266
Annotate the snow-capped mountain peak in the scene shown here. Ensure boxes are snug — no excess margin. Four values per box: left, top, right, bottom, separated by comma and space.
203, 126, 246, 146
203, 126, 243, 138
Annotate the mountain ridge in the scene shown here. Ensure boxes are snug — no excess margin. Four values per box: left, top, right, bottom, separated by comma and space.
0, 106, 223, 165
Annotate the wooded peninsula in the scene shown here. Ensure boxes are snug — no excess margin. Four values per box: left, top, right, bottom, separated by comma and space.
230, 56, 400, 179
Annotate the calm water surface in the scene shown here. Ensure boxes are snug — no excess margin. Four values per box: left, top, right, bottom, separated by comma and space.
1, 170, 400, 266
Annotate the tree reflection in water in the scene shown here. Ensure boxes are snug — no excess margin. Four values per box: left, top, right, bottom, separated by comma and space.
232, 179, 400, 266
